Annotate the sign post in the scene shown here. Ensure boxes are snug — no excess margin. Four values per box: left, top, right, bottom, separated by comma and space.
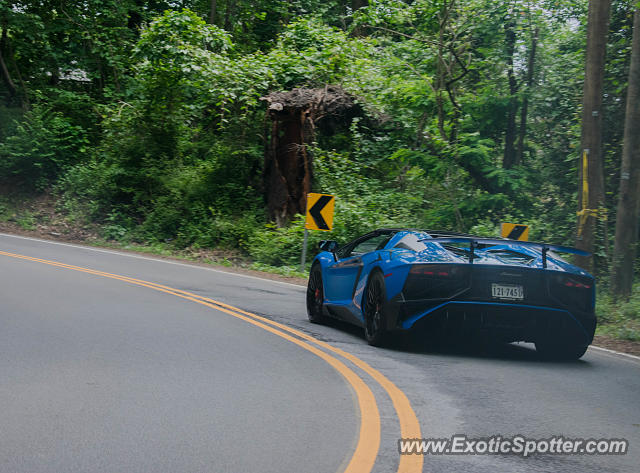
301, 228, 309, 272
302, 193, 335, 271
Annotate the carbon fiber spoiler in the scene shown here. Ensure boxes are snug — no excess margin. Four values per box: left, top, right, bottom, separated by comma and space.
421, 237, 590, 268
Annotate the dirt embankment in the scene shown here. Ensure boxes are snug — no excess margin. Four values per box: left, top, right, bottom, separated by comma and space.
0, 192, 307, 286
592, 335, 640, 357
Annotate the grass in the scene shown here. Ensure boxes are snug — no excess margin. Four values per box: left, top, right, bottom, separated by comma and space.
88, 238, 308, 280
15, 212, 37, 230
0, 199, 8, 222
0, 197, 36, 230
249, 262, 308, 279
595, 284, 640, 341
0, 192, 308, 282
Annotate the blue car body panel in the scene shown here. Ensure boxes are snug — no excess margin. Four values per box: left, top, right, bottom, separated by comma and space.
312, 229, 596, 346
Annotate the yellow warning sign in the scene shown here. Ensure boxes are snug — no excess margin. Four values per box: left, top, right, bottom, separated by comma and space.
305, 193, 335, 231
501, 223, 530, 241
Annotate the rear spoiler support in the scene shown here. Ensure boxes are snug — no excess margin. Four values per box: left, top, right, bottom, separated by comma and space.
469, 240, 478, 263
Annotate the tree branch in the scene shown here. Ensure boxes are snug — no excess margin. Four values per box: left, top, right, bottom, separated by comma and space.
366, 25, 439, 46
444, 44, 470, 111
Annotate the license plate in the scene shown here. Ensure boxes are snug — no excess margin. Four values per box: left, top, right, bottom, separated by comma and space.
491, 283, 524, 300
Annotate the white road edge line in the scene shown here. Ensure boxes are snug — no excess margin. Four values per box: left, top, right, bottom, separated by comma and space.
0, 232, 306, 290
589, 345, 640, 364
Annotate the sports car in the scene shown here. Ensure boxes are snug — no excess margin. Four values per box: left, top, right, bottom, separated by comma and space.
306, 229, 596, 360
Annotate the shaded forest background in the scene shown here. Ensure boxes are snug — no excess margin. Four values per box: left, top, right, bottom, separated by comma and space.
0, 1, 638, 323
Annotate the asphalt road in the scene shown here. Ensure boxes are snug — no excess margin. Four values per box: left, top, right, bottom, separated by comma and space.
1, 233, 639, 473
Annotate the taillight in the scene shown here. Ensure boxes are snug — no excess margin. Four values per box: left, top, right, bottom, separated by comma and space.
409, 265, 459, 277
563, 278, 592, 289
404, 265, 470, 300
548, 272, 594, 311
551, 273, 593, 289
411, 268, 450, 276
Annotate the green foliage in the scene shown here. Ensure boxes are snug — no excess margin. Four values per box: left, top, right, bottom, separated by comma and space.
14, 212, 36, 230
247, 216, 309, 266
264, 18, 367, 89
596, 284, 640, 341
135, 10, 232, 59
0, 105, 89, 190
0, 106, 23, 140
57, 160, 127, 221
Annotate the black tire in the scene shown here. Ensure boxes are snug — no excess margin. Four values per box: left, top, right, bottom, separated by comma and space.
307, 264, 327, 324
364, 271, 388, 346
535, 341, 588, 361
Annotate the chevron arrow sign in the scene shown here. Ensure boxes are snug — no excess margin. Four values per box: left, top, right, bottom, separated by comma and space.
305, 193, 335, 232
500, 223, 530, 241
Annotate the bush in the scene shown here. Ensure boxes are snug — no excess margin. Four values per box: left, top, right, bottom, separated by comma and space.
0, 104, 89, 190
57, 160, 128, 222
247, 216, 308, 266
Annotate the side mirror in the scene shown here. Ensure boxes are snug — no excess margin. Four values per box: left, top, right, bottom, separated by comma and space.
318, 240, 338, 253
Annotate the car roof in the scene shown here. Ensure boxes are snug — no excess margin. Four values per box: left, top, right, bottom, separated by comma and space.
375, 228, 495, 239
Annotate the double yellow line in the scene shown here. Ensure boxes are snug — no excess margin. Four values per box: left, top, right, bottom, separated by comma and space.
0, 249, 423, 473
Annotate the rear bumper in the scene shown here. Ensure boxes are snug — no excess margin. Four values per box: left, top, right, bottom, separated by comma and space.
388, 299, 596, 346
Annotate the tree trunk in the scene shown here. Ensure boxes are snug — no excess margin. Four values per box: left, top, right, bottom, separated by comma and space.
503, 18, 518, 169
0, 26, 18, 105
575, 0, 611, 272
224, 0, 236, 32
8, 42, 29, 109
264, 108, 314, 227
261, 87, 357, 226
350, 0, 368, 35
209, 0, 217, 25
435, 17, 448, 141
516, 26, 539, 166
352, 0, 368, 11
611, 7, 640, 299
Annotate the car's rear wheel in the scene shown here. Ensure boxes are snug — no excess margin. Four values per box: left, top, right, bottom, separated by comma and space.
535, 341, 588, 361
307, 263, 327, 324
364, 271, 388, 346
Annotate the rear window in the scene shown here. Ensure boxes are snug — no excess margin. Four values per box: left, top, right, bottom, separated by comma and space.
352, 233, 394, 255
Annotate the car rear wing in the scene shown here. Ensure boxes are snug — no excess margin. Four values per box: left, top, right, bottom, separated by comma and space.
421, 237, 590, 268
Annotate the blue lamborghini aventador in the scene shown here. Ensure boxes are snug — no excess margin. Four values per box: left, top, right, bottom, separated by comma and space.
306, 229, 596, 360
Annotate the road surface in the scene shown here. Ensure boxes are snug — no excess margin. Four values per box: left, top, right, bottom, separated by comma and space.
1, 233, 638, 472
